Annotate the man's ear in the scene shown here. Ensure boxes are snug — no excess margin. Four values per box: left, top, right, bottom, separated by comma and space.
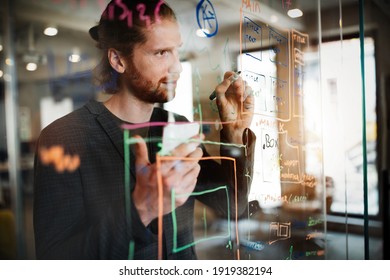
108, 48, 125, 73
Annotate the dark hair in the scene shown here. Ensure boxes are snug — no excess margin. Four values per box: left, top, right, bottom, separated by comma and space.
91, 0, 177, 94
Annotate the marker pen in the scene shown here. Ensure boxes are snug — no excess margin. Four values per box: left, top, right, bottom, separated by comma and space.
209, 71, 242, 101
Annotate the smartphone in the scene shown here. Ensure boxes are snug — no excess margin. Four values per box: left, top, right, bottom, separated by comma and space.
160, 122, 200, 156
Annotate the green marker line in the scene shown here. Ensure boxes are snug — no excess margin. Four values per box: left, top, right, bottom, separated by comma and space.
171, 186, 231, 253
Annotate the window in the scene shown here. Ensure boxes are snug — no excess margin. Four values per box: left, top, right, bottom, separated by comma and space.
321, 37, 378, 216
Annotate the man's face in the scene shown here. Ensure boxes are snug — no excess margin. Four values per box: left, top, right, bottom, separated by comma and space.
122, 19, 183, 104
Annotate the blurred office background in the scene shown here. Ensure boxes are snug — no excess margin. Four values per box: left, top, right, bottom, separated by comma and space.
0, 0, 389, 260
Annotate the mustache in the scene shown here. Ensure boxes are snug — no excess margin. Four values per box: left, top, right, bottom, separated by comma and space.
163, 73, 180, 83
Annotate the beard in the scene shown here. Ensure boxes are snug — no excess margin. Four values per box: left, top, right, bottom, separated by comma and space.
122, 60, 177, 104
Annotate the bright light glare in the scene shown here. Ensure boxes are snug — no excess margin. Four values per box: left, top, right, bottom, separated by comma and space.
44, 27, 58, 36
26, 62, 38, 71
270, 15, 279, 23
195, 28, 209, 37
69, 54, 81, 63
287, 9, 303, 18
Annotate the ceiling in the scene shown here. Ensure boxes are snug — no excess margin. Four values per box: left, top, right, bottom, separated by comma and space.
0, 0, 359, 82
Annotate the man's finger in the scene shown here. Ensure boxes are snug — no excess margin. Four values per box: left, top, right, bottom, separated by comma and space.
215, 72, 237, 101
134, 135, 150, 170
170, 134, 204, 157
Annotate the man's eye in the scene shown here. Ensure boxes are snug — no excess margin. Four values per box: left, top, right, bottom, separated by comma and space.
157, 50, 168, 56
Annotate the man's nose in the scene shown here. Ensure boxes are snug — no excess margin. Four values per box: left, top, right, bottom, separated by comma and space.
169, 51, 183, 74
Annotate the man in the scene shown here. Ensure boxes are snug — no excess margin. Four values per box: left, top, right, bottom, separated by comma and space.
33, 0, 255, 260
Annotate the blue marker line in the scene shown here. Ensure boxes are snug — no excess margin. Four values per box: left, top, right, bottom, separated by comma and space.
240, 239, 265, 251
